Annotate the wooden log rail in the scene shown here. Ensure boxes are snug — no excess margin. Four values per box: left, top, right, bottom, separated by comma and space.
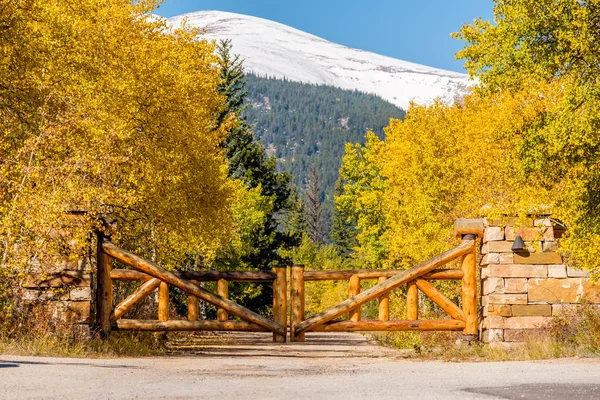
289, 219, 483, 341
96, 236, 287, 341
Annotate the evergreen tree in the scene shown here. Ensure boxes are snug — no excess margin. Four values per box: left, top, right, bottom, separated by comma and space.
329, 177, 357, 255
215, 40, 299, 269
305, 165, 324, 244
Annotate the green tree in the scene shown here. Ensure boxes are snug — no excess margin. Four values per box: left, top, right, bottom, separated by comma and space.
304, 165, 324, 244
214, 40, 299, 270
329, 177, 357, 255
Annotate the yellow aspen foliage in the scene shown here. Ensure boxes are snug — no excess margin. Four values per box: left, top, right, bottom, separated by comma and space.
454, 0, 600, 277
337, 131, 389, 267
0, 0, 235, 285
339, 90, 555, 269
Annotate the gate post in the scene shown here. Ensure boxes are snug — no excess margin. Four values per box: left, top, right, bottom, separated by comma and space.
348, 274, 361, 321
290, 264, 305, 342
272, 265, 287, 342
461, 234, 478, 339
217, 279, 229, 322
96, 233, 113, 338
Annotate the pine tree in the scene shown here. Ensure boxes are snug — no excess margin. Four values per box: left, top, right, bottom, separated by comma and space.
215, 40, 299, 269
305, 165, 324, 244
329, 177, 357, 255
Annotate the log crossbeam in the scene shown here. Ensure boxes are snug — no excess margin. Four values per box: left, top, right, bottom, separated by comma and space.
293, 240, 474, 335
101, 241, 285, 336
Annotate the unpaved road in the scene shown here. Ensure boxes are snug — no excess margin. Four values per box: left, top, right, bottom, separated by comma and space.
1, 332, 600, 399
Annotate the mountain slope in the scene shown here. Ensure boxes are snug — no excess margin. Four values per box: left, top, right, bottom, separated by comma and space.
166, 10, 473, 110
244, 74, 405, 233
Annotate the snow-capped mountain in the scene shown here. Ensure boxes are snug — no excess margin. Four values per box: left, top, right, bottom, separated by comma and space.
165, 11, 473, 110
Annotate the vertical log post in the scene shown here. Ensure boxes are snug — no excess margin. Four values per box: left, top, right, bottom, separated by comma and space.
217, 279, 229, 322
377, 276, 389, 321
348, 274, 361, 322
96, 233, 113, 338
158, 281, 169, 321
406, 280, 418, 320
272, 265, 288, 343
187, 280, 199, 321
461, 234, 478, 339
290, 264, 305, 342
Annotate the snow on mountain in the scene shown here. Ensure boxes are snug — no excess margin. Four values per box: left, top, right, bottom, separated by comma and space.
165, 11, 474, 110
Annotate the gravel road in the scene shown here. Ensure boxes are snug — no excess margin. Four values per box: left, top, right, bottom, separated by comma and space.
1, 332, 599, 399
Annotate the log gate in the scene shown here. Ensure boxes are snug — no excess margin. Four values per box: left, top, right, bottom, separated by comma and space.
95, 219, 482, 343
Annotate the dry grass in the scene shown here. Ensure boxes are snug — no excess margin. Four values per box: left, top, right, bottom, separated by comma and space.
375, 304, 600, 361
0, 307, 166, 358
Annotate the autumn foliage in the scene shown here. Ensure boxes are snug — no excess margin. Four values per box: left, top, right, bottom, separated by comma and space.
0, 0, 239, 319
338, 0, 600, 279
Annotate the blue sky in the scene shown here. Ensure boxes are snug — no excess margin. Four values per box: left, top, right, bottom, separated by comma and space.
156, 1, 495, 73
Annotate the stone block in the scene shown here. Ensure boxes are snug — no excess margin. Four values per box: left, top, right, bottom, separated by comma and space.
499, 253, 514, 264
567, 267, 590, 278
504, 329, 545, 342
506, 226, 554, 241
504, 278, 528, 293
533, 218, 553, 227
511, 305, 552, 316
43, 301, 91, 324
70, 287, 91, 301
503, 316, 552, 330
514, 252, 562, 265
484, 227, 504, 242
480, 243, 489, 254
481, 267, 489, 279
551, 304, 581, 316
484, 305, 512, 317
486, 241, 514, 253
528, 278, 584, 303
481, 253, 501, 265
583, 280, 600, 303
548, 265, 567, 278
22, 288, 69, 302
483, 316, 505, 329
487, 264, 547, 278
22, 271, 91, 288
488, 294, 528, 305
542, 241, 558, 252
483, 278, 504, 295
481, 329, 504, 343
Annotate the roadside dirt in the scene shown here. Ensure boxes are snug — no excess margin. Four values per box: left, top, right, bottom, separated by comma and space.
1, 332, 600, 399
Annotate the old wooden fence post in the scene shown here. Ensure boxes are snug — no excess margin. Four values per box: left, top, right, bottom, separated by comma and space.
290, 264, 305, 342
461, 233, 478, 339
96, 233, 113, 338
272, 265, 288, 342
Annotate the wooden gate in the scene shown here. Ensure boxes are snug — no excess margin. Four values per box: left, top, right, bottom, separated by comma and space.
94, 219, 482, 343
96, 236, 288, 342
289, 219, 482, 341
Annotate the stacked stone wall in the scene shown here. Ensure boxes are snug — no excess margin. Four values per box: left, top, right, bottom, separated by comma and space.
20, 256, 93, 338
480, 218, 600, 343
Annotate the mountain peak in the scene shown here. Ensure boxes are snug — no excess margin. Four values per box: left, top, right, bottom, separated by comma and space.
166, 10, 473, 109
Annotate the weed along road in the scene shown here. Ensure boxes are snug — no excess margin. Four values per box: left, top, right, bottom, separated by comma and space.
1, 332, 600, 400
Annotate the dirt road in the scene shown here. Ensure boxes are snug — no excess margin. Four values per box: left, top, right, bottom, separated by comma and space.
1, 332, 600, 399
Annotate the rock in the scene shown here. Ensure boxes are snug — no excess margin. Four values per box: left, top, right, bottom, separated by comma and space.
487, 294, 528, 305
548, 265, 567, 278
504, 278, 528, 294
528, 278, 583, 303
503, 316, 552, 329
486, 264, 548, 278
511, 305, 552, 316
484, 227, 504, 242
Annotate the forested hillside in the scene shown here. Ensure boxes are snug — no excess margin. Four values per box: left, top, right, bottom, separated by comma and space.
244, 74, 405, 233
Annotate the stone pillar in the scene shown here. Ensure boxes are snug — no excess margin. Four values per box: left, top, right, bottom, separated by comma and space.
480, 217, 600, 344
20, 255, 92, 339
